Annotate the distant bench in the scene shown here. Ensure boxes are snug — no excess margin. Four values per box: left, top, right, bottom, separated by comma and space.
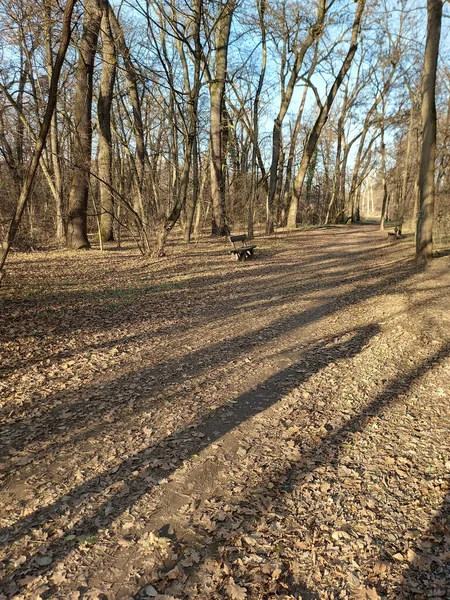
228, 234, 257, 261
388, 226, 404, 239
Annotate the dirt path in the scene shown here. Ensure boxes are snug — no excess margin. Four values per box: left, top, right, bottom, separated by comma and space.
0, 225, 449, 600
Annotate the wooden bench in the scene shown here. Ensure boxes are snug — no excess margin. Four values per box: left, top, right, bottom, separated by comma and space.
228, 234, 256, 260
388, 226, 404, 239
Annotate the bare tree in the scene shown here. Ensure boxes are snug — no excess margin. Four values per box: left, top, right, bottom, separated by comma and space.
66, 0, 102, 249
209, 0, 236, 236
266, 0, 327, 234
98, 0, 117, 242
45, 0, 65, 244
416, 0, 442, 263
287, 0, 366, 230
152, 0, 203, 254
248, 0, 267, 240
0, 0, 77, 284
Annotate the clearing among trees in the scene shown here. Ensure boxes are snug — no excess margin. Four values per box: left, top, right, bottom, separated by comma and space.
1, 226, 449, 599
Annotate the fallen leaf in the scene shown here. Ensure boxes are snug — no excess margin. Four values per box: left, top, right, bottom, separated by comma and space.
347, 572, 361, 588
366, 587, 381, 600
372, 561, 391, 575
226, 577, 247, 600
271, 567, 282, 580
52, 570, 66, 585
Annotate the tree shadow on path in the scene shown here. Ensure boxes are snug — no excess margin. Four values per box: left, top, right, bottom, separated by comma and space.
136, 341, 450, 599
396, 481, 450, 598
0, 256, 419, 461
0, 325, 380, 597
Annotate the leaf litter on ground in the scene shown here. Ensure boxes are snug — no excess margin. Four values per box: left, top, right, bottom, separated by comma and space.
0, 226, 449, 599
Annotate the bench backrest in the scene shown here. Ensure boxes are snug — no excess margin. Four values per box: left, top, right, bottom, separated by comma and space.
229, 234, 247, 247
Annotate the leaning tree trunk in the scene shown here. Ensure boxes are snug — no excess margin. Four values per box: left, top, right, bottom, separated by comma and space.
0, 0, 77, 285
98, 0, 117, 242
67, 0, 102, 249
45, 0, 65, 244
416, 0, 442, 263
287, 0, 366, 230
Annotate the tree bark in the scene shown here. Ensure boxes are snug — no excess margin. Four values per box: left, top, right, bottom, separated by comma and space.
248, 0, 266, 240
44, 0, 65, 244
67, 0, 102, 249
416, 0, 442, 263
98, 0, 117, 242
210, 0, 235, 237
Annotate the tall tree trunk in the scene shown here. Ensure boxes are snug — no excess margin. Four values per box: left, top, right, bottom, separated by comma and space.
274, 137, 285, 224
0, 0, 77, 284
67, 0, 102, 249
45, 0, 65, 244
399, 88, 415, 229
185, 133, 199, 242
379, 118, 388, 231
279, 70, 313, 226
416, 0, 442, 263
248, 0, 266, 240
287, 0, 366, 230
349, 130, 368, 221
325, 107, 345, 224
210, 0, 235, 237
15, 44, 27, 178
98, 0, 117, 242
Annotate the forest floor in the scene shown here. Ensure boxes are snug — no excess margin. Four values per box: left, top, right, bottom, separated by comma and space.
0, 224, 450, 600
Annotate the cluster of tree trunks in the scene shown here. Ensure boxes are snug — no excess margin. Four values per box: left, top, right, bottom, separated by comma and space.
0, 0, 445, 282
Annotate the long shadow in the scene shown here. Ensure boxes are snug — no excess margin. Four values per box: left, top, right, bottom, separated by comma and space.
0, 228, 399, 346
3, 332, 447, 598
0, 261, 298, 342
396, 485, 450, 598
0, 325, 378, 595
147, 341, 450, 598
0, 252, 398, 382
1, 267, 373, 434
0, 257, 419, 460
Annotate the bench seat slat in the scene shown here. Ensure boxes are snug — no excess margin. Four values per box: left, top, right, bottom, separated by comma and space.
229, 234, 248, 243
229, 245, 256, 253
